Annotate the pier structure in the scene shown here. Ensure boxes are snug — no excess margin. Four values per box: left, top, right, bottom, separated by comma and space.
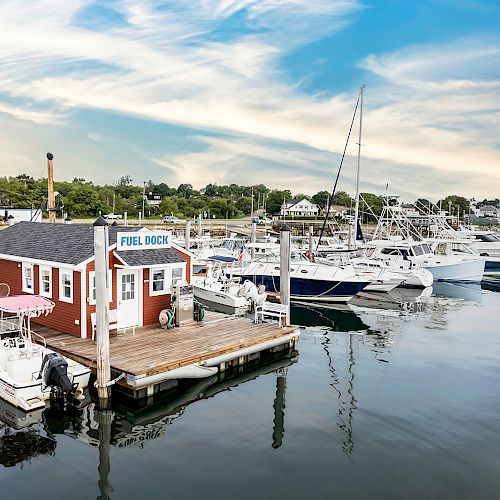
36, 311, 298, 398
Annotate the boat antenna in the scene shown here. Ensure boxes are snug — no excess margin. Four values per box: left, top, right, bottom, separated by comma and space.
316, 85, 364, 252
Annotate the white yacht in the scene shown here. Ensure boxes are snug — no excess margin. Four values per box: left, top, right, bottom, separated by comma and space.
0, 295, 90, 411
368, 239, 485, 283
192, 262, 266, 311
456, 228, 500, 275
229, 250, 371, 303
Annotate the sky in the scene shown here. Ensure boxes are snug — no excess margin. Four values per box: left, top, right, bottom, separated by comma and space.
0, 0, 499, 201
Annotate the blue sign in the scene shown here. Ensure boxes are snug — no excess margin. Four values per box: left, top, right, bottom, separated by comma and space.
117, 231, 171, 251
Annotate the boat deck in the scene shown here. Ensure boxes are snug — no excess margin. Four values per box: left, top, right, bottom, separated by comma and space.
34, 311, 297, 381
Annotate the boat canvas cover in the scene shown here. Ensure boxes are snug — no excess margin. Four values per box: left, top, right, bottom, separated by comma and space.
0, 295, 55, 316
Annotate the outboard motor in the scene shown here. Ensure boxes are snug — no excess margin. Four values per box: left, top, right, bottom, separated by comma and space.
39, 353, 79, 406
243, 280, 267, 311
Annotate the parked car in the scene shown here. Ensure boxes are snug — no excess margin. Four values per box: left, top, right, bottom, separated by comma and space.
163, 215, 184, 224
252, 217, 272, 225
104, 213, 122, 220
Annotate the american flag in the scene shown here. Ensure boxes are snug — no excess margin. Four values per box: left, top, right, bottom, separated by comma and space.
237, 246, 245, 264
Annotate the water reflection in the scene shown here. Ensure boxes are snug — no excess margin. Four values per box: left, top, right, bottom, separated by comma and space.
0, 348, 298, 491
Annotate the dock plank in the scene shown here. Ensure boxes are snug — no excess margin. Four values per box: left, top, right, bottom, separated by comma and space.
34, 312, 297, 381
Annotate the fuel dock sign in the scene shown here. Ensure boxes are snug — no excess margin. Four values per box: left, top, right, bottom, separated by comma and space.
117, 231, 171, 251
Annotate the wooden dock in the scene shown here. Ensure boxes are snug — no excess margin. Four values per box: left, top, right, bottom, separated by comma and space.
34, 311, 298, 396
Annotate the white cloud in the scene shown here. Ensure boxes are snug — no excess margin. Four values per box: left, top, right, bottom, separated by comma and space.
0, 1, 498, 198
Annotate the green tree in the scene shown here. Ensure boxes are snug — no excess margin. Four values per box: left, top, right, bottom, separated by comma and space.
235, 196, 252, 215
64, 184, 104, 217
266, 190, 292, 215
333, 191, 353, 207
312, 190, 330, 210
360, 192, 383, 219
437, 195, 470, 214
159, 197, 179, 216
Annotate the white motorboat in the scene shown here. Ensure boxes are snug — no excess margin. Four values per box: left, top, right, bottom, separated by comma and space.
230, 251, 371, 303
192, 260, 267, 311
315, 254, 407, 292
456, 227, 500, 275
0, 295, 91, 412
368, 239, 485, 283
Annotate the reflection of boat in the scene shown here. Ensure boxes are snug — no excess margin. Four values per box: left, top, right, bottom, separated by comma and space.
431, 282, 482, 303
290, 303, 368, 331
350, 287, 433, 312
0, 399, 56, 468
481, 277, 500, 293
42, 349, 299, 449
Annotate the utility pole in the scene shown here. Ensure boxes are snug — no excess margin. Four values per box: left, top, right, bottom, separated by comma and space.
47, 153, 56, 223
251, 187, 254, 219
94, 216, 111, 402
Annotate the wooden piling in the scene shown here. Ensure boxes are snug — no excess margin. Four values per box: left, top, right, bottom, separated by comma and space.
93, 216, 111, 401
47, 153, 56, 224
280, 223, 291, 327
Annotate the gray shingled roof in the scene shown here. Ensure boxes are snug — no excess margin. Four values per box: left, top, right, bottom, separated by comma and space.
116, 249, 185, 267
0, 221, 141, 265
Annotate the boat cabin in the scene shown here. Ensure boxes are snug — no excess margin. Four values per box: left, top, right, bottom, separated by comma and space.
0, 222, 192, 338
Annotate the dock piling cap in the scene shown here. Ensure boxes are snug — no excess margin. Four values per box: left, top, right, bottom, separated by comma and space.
93, 216, 108, 227
280, 223, 291, 232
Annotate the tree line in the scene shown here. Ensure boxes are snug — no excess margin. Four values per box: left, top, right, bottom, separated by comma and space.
0, 174, 494, 220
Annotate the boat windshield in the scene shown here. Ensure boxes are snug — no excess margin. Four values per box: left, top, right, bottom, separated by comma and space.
476, 234, 500, 242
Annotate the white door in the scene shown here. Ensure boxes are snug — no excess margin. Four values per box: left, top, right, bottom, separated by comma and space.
117, 269, 139, 328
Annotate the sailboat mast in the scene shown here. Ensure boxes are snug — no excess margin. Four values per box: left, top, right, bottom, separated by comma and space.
352, 85, 365, 248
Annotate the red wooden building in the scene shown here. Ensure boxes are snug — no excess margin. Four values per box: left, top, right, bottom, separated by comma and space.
0, 222, 192, 338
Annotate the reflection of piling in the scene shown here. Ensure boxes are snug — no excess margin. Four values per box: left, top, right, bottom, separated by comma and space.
280, 224, 291, 326
272, 370, 287, 449
97, 406, 113, 500
94, 217, 111, 401
251, 222, 257, 260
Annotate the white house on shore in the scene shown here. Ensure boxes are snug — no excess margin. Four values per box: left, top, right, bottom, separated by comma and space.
280, 198, 319, 217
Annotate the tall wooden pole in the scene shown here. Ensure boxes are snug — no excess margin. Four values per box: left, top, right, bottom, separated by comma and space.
198, 213, 203, 238
47, 152, 56, 224
94, 216, 111, 401
280, 224, 291, 327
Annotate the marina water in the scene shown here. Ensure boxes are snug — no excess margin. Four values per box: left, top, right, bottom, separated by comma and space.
1, 280, 500, 499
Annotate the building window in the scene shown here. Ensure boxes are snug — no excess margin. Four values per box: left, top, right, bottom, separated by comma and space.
39, 266, 52, 298
59, 269, 73, 303
89, 270, 113, 305
172, 266, 184, 287
150, 268, 166, 296
22, 263, 34, 293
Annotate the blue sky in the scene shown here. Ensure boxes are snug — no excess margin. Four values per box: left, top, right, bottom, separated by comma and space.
0, 0, 499, 201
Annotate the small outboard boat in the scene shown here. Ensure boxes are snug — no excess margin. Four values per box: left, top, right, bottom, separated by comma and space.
0, 295, 90, 411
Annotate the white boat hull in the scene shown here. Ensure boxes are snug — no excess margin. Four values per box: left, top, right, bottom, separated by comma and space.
426, 258, 485, 282
193, 285, 249, 310
0, 365, 90, 412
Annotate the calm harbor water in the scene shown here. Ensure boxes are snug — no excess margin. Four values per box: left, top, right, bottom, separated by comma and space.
1, 280, 500, 499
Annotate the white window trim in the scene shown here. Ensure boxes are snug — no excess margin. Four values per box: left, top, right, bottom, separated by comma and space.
39, 266, 52, 298
150, 267, 168, 296
88, 270, 113, 305
59, 268, 73, 304
21, 262, 34, 294
170, 264, 185, 290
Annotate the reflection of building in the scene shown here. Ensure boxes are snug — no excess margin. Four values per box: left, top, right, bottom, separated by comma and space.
281, 198, 319, 217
